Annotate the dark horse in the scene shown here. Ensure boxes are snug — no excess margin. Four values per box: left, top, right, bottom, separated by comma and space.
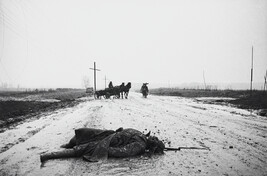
104, 86, 120, 99
120, 82, 131, 99
94, 90, 106, 99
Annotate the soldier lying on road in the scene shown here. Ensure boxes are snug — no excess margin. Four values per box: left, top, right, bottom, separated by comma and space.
40, 127, 165, 162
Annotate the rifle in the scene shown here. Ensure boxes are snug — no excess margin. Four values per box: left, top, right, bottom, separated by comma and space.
164, 146, 210, 151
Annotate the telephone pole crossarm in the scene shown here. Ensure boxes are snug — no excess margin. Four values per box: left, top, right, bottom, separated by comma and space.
89, 68, 101, 71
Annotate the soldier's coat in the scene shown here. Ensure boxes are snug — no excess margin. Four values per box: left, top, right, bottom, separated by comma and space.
66, 128, 147, 162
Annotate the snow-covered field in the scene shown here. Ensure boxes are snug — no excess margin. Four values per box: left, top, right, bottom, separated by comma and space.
0, 92, 266, 176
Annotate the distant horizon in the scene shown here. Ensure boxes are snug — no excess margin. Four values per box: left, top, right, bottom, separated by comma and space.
0, 81, 265, 91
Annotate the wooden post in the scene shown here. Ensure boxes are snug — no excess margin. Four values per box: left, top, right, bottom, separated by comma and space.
264, 70, 267, 92
90, 62, 100, 92
104, 76, 107, 88
250, 46, 253, 114
105, 76, 106, 88
203, 70, 206, 90
250, 46, 253, 94
102, 76, 110, 89
94, 62, 96, 91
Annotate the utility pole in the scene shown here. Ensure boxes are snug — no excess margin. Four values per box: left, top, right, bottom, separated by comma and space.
203, 70, 206, 90
89, 62, 100, 92
249, 46, 254, 114
250, 46, 253, 95
103, 76, 109, 88
264, 70, 267, 92
104, 76, 107, 88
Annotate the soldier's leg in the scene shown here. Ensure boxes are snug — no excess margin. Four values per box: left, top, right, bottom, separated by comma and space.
40, 149, 77, 162
60, 136, 76, 148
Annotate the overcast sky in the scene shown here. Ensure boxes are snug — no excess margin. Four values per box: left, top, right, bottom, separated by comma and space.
0, 0, 266, 89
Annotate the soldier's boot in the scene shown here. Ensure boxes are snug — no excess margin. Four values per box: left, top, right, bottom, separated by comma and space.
40, 149, 77, 162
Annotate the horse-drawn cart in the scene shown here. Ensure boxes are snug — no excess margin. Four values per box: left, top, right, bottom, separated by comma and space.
94, 82, 131, 99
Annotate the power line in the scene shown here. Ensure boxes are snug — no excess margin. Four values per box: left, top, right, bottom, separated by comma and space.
0, 60, 14, 83
0, 2, 30, 86
0, 2, 60, 58
0, 4, 24, 31
15, 1, 29, 83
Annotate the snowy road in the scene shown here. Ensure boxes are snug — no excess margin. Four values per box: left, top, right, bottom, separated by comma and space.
0, 92, 266, 176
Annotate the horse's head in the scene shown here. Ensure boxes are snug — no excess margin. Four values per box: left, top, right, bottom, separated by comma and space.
126, 82, 131, 88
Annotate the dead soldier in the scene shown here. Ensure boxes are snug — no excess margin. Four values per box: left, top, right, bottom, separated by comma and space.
40, 127, 165, 162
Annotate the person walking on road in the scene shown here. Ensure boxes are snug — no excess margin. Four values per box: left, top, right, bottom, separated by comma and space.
141, 83, 149, 98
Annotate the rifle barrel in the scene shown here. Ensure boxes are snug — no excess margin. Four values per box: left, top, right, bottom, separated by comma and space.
164, 147, 180, 151
164, 147, 210, 151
